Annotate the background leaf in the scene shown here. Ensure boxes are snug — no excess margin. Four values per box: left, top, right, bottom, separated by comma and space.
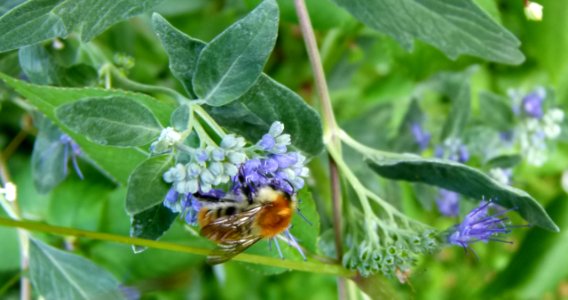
365, 152, 558, 231
18, 42, 97, 87
332, 0, 524, 64
31, 114, 68, 193
56, 96, 163, 147
432, 67, 476, 141
193, 0, 279, 106
0, 0, 164, 53
478, 91, 515, 131
0, 73, 175, 184
29, 238, 124, 300
126, 154, 174, 214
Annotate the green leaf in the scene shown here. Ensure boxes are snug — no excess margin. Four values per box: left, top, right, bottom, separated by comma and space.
126, 154, 174, 214
193, 0, 279, 106
290, 189, 320, 253
478, 91, 514, 131
365, 152, 558, 231
483, 196, 568, 298
19, 43, 97, 87
433, 68, 475, 141
0, 0, 164, 53
31, 115, 68, 193
29, 238, 124, 300
0, 0, 25, 16
151, 13, 205, 97
332, 0, 525, 64
170, 104, 191, 131
206, 75, 324, 156
130, 204, 178, 253
56, 96, 163, 147
0, 73, 175, 184
152, 13, 323, 155
392, 99, 424, 152
485, 154, 521, 169
19, 44, 59, 85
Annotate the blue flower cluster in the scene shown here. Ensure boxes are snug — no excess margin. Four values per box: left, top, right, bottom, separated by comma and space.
161, 122, 310, 225
510, 87, 565, 166
446, 201, 513, 252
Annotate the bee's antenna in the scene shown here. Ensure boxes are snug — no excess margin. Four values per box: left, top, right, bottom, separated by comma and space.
296, 207, 313, 226
282, 179, 296, 195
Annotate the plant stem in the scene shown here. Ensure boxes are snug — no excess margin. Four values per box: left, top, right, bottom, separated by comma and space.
0, 154, 30, 300
0, 217, 355, 277
294, 1, 347, 297
294, 0, 338, 136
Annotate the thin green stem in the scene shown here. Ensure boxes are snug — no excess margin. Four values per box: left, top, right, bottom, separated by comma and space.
327, 146, 386, 219
193, 121, 217, 147
337, 129, 391, 158
193, 105, 226, 138
0, 271, 21, 297
0, 217, 355, 277
102, 64, 191, 105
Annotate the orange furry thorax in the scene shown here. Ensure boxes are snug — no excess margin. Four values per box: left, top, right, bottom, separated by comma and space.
255, 194, 293, 238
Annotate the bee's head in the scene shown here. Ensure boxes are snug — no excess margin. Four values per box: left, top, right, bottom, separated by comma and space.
255, 186, 293, 204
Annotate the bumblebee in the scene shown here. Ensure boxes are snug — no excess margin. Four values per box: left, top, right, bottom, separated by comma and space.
197, 186, 297, 264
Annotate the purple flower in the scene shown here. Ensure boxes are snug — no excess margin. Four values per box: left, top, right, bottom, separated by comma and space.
257, 134, 276, 151
457, 145, 469, 163
59, 134, 83, 179
411, 123, 431, 151
163, 187, 224, 225
522, 90, 545, 119
436, 189, 459, 217
436, 139, 470, 163
233, 153, 307, 195
447, 201, 512, 251
181, 194, 202, 224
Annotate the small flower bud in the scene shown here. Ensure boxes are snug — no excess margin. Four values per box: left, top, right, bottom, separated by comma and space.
228, 152, 247, 165
223, 163, 239, 177
210, 148, 225, 161
269, 121, 285, 136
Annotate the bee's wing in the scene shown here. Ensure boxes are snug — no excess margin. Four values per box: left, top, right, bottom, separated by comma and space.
206, 236, 262, 264
201, 205, 263, 264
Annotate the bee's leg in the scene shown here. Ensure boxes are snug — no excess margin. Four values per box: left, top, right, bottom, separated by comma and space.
284, 229, 306, 261
273, 237, 284, 259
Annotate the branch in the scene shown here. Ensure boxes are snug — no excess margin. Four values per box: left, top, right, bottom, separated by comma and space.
0, 217, 355, 277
